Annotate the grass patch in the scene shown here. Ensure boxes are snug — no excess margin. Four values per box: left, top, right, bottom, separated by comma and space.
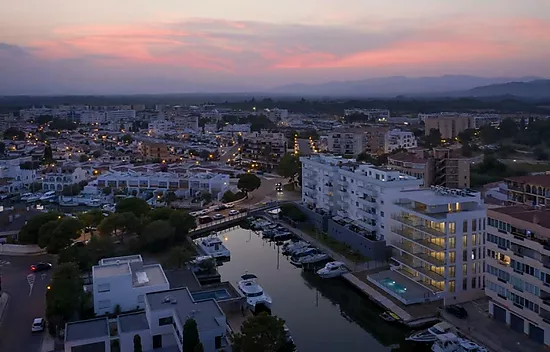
301, 225, 368, 264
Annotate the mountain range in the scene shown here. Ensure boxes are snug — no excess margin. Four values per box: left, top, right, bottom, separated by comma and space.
268, 75, 550, 98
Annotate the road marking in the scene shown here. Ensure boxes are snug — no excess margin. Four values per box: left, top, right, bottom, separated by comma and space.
0, 260, 10, 267
41, 273, 47, 280
27, 274, 35, 297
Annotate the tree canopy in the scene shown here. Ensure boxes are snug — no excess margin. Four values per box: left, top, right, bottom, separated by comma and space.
231, 313, 295, 352
116, 197, 151, 218
37, 217, 84, 254
238, 173, 262, 194
278, 153, 301, 179
182, 319, 201, 352
18, 212, 64, 244
46, 263, 85, 332
3, 127, 25, 140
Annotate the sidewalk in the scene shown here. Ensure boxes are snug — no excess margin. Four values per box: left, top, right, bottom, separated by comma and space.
0, 292, 10, 324
40, 332, 55, 352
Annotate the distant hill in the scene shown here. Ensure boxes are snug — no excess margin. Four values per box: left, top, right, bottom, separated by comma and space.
461, 80, 550, 98
269, 75, 542, 97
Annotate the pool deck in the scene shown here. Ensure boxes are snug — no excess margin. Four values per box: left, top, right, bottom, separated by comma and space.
343, 270, 441, 328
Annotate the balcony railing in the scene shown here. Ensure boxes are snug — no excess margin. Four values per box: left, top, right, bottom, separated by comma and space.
392, 228, 445, 252
392, 254, 445, 282
392, 216, 446, 237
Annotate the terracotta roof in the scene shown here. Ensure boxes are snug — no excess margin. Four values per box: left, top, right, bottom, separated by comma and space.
505, 175, 550, 188
490, 205, 550, 229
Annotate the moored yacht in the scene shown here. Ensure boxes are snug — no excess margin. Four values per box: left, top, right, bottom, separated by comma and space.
290, 248, 328, 266
237, 273, 272, 312
194, 234, 231, 258
282, 241, 310, 255
316, 261, 348, 278
406, 321, 454, 343
431, 333, 487, 352
39, 191, 56, 201
26, 193, 42, 203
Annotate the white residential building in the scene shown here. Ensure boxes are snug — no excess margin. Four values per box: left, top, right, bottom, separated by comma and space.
222, 124, 251, 133
344, 109, 390, 121
96, 171, 230, 200
174, 115, 199, 132
42, 166, 89, 191
106, 110, 136, 121
0, 156, 38, 188
326, 130, 368, 156
384, 129, 417, 153
301, 155, 422, 240
472, 115, 501, 129
485, 205, 550, 346
92, 255, 170, 316
376, 186, 486, 305
80, 111, 107, 125
148, 120, 175, 135
265, 108, 288, 122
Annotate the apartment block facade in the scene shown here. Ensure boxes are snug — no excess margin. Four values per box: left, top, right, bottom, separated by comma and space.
485, 205, 550, 346
385, 187, 486, 305
384, 129, 417, 153
301, 155, 422, 240
505, 175, 550, 206
326, 130, 368, 156
424, 114, 472, 139
241, 130, 287, 169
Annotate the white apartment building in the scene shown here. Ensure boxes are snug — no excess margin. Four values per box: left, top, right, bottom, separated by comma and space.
265, 108, 288, 122
106, 110, 136, 121
326, 130, 368, 156
301, 155, 422, 240
92, 255, 169, 316
384, 129, 418, 153
80, 111, 107, 125
42, 166, 89, 191
0, 156, 38, 188
174, 115, 199, 132
472, 115, 501, 129
485, 205, 550, 346
96, 171, 230, 200
344, 109, 390, 121
374, 186, 486, 305
223, 124, 251, 133
148, 119, 175, 135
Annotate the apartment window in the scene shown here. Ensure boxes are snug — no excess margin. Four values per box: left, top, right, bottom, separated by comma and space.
159, 317, 173, 326
449, 280, 456, 292
463, 278, 468, 290
471, 249, 477, 260
462, 264, 467, 275
472, 234, 477, 246
97, 283, 110, 293
380, 211, 385, 217
98, 300, 110, 309
472, 219, 477, 232
449, 251, 456, 263
449, 222, 456, 234
472, 277, 476, 289
487, 280, 508, 297
463, 220, 468, 233
462, 235, 468, 247
449, 266, 456, 278
449, 236, 456, 249
462, 250, 467, 262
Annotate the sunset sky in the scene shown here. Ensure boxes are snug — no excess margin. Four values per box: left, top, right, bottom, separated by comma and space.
1, 0, 549, 94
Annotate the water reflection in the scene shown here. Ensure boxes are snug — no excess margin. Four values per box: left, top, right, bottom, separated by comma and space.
216, 226, 420, 352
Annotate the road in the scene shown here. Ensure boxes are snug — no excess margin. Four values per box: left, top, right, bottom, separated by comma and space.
219, 144, 240, 163
244, 175, 301, 205
0, 254, 54, 352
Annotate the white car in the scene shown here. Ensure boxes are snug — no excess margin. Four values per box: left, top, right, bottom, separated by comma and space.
213, 213, 225, 220
31, 318, 45, 332
228, 210, 239, 216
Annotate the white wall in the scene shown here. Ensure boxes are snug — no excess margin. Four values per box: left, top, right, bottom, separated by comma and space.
119, 329, 153, 352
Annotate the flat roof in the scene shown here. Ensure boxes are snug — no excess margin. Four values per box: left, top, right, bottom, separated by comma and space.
100, 255, 142, 265
93, 263, 130, 278
490, 205, 550, 229
398, 188, 480, 206
505, 175, 550, 188
118, 312, 150, 333
130, 262, 168, 287
65, 317, 109, 342
146, 287, 225, 331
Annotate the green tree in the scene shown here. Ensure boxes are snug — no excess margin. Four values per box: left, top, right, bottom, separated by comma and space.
37, 217, 84, 254
182, 319, 201, 352
278, 153, 301, 182
18, 212, 63, 244
44, 145, 53, 161
198, 191, 213, 204
121, 134, 133, 144
79, 154, 89, 162
534, 147, 549, 161
231, 313, 295, 352
46, 263, 84, 334
499, 117, 519, 138
457, 128, 476, 144
133, 335, 142, 352
169, 211, 196, 239
222, 190, 236, 203
237, 173, 262, 195
139, 220, 175, 252
194, 343, 204, 352
92, 150, 102, 158
102, 186, 112, 195
165, 246, 193, 269
98, 212, 139, 243
3, 127, 25, 140
149, 207, 175, 221
165, 191, 178, 204
421, 128, 443, 148
116, 197, 150, 218
78, 209, 106, 228
29, 182, 43, 192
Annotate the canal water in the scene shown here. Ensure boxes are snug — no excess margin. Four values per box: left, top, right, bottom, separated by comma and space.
216, 226, 416, 352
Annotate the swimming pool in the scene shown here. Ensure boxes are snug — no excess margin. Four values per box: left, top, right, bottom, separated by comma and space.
191, 289, 232, 302
379, 278, 407, 296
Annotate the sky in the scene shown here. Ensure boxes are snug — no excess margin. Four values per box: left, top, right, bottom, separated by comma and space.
1, 0, 550, 94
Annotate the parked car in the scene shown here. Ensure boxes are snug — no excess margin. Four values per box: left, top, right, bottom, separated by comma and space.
198, 216, 213, 224
215, 204, 228, 211
445, 305, 468, 319
239, 208, 249, 213
31, 318, 45, 332
213, 213, 225, 220
30, 262, 52, 272
228, 210, 240, 216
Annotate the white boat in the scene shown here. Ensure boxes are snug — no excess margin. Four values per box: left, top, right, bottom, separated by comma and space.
102, 204, 116, 212
251, 219, 271, 230
59, 196, 79, 207
237, 273, 272, 312
432, 333, 487, 352
282, 241, 310, 255
20, 193, 33, 201
39, 191, 56, 201
407, 322, 454, 343
26, 194, 42, 203
79, 197, 101, 207
194, 234, 231, 258
293, 250, 330, 266
316, 261, 348, 278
